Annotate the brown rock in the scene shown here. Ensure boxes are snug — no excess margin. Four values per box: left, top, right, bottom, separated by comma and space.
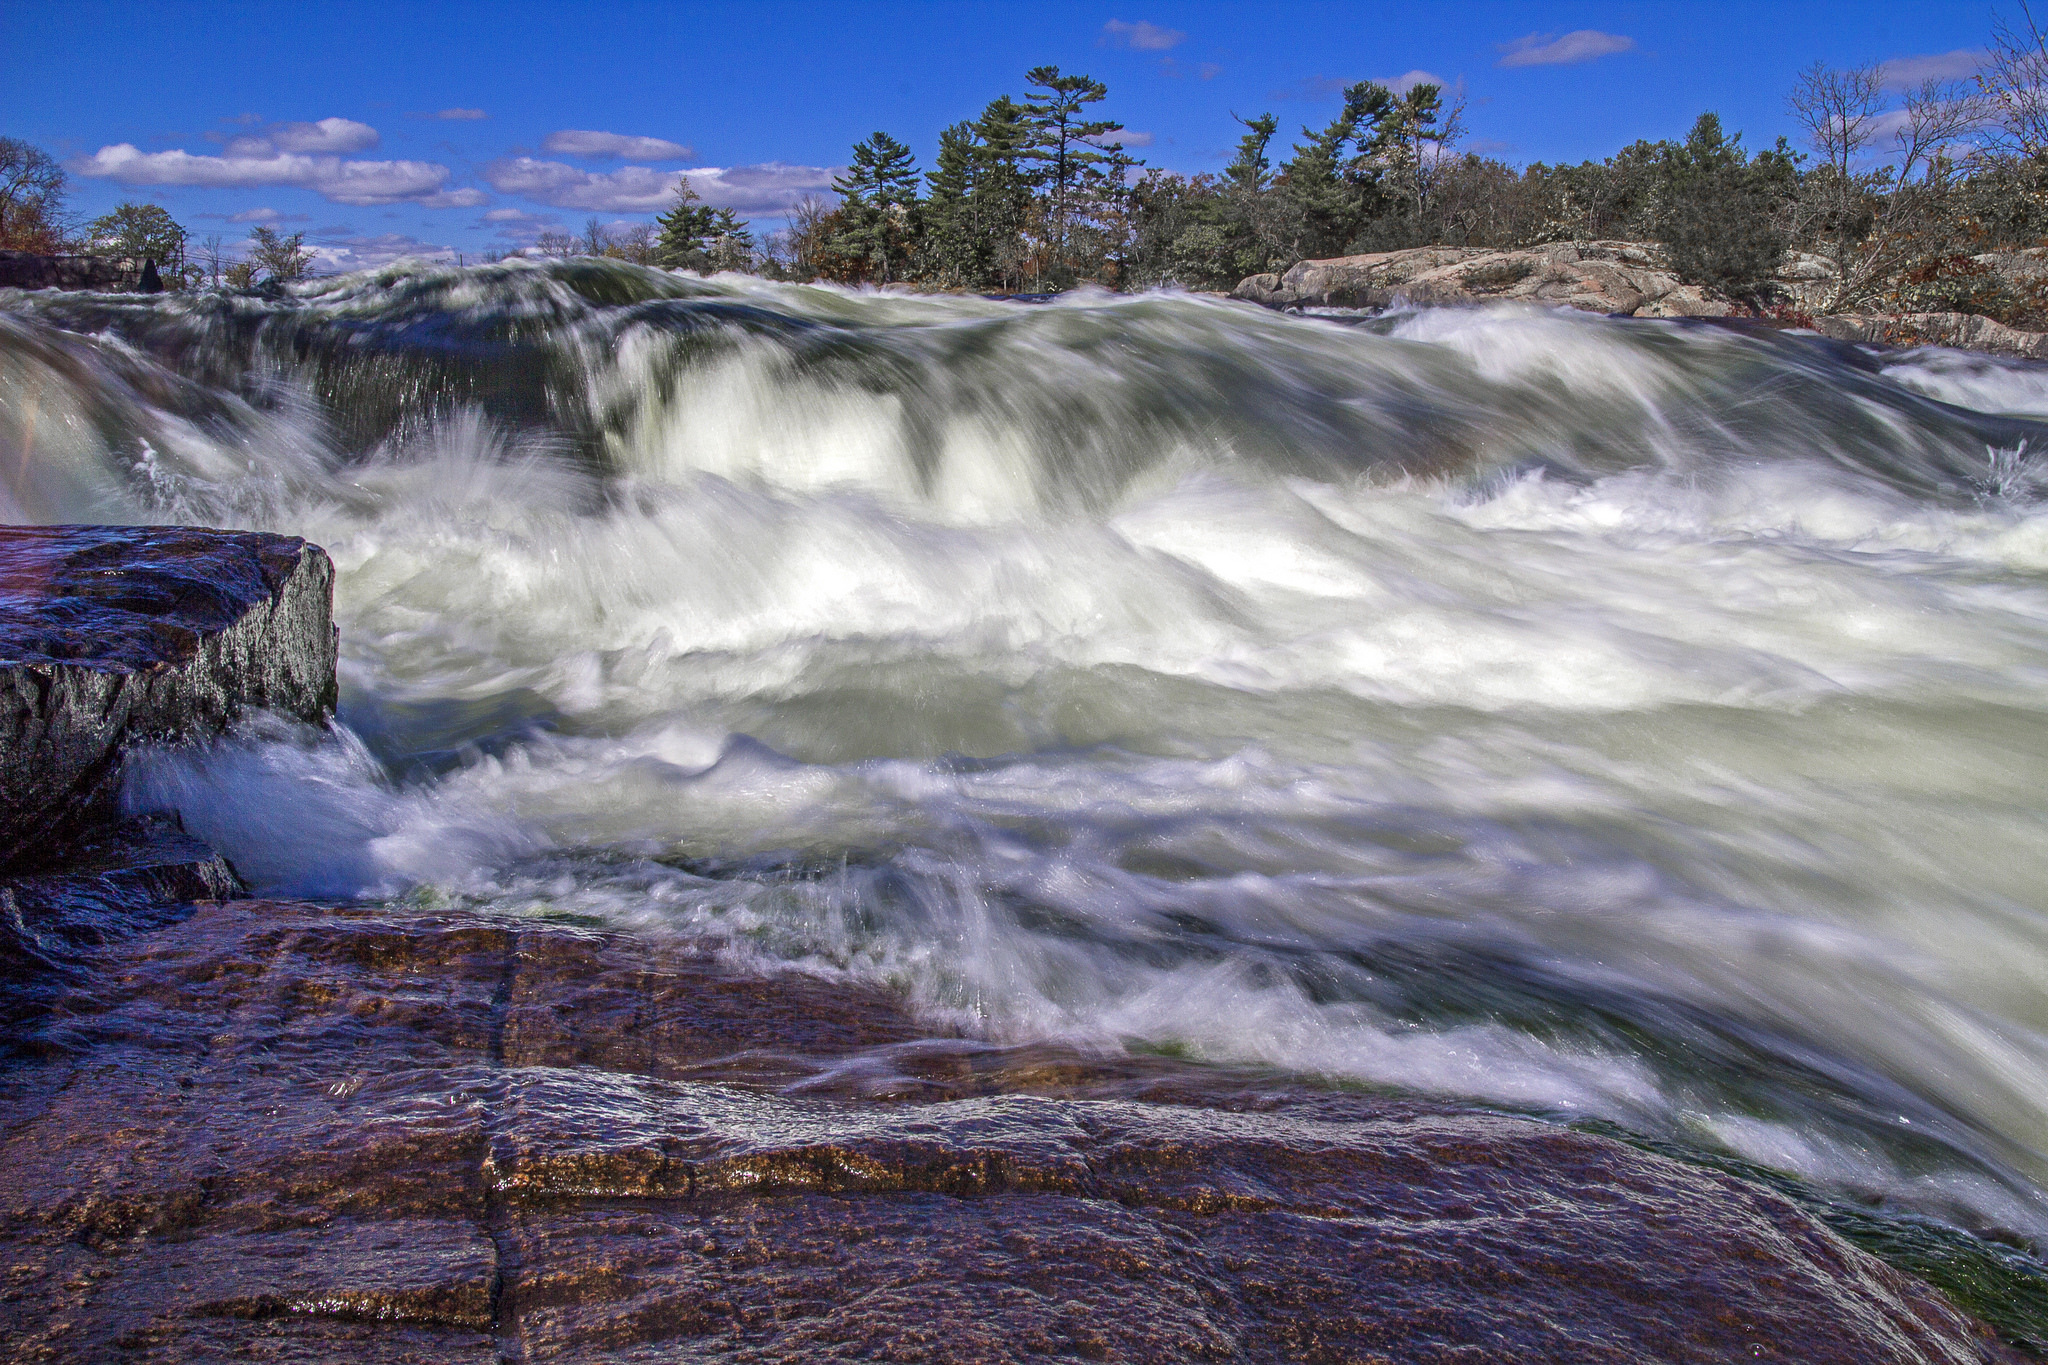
0, 899, 2022, 1362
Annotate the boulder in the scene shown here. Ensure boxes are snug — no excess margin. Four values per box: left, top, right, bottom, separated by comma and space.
0, 525, 337, 869
1233, 241, 1739, 318
0, 251, 137, 293
1809, 311, 2048, 361
0, 898, 2028, 1362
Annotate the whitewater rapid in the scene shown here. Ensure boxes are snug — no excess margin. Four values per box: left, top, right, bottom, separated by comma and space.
6, 261, 2048, 1248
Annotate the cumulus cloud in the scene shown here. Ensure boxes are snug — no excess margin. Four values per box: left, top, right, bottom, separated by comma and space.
417, 187, 490, 208
1383, 69, 1448, 95
306, 231, 458, 272
220, 207, 309, 223
1882, 49, 1983, 86
1100, 19, 1185, 51
73, 143, 463, 207
475, 207, 558, 242
542, 130, 693, 160
219, 117, 381, 157
1497, 30, 1635, 68
483, 157, 838, 214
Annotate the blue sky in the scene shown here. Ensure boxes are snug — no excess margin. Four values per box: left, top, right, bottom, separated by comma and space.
1, 1, 1997, 270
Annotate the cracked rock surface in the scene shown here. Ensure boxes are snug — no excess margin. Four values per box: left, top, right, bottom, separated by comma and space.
0, 525, 336, 868
0, 899, 2019, 1363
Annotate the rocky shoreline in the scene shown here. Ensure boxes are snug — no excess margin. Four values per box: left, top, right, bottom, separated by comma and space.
0, 527, 2041, 1361
1, 897, 2032, 1363
1230, 242, 2048, 363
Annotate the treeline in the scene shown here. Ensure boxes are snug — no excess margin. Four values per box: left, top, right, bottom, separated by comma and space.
639, 11, 2048, 325
9, 10, 2048, 322
0, 136, 323, 288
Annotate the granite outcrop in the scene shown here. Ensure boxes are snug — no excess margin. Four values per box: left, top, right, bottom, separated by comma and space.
0, 525, 337, 869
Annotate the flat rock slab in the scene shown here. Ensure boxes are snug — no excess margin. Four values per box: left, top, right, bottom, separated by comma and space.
0, 524, 336, 867
0, 900, 2021, 1363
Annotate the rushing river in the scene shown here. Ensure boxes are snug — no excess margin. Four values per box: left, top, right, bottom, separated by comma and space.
6, 261, 2048, 1253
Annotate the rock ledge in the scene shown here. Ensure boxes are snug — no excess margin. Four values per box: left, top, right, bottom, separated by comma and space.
0, 525, 336, 868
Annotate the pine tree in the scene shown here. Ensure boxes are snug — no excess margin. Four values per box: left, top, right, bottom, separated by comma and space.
655, 176, 720, 271
831, 132, 920, 282
1225, 114, 1279, 195
919, 121, 982, 286
1278, 81, 1396, 257
1020, 66, 1121, 275
972, 96, 1036, 290
1653, 113, 1788, 304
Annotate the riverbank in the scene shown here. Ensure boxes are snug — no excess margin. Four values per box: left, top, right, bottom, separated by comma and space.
1231, 242, 2048, 361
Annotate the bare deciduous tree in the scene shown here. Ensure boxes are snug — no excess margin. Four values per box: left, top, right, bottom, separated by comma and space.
197, 233, 228, 288
1981, 1, 2048, 155
533, 230, 580, 258
1786, 61, 1986, 310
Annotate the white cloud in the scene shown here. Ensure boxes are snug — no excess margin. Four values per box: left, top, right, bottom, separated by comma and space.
272, 117, 381, 153
542, 129, 693, 160
306, 231, 458, 272
224, 206, 308, 223
418, 187, 490, 208
73, 143, 461, 206
1383, 69, 1447, 95
1497, 30, 1635, 68
1882, 49, 1983, 87
221, 117, 382, 158
1100, 18, 1185, 51
426, 108, 488, 120
483, 207, 546, 222
483, 157, 838, 214
1083, 129, 1153, 148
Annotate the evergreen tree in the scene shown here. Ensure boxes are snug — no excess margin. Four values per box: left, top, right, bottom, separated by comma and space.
655, 176, 720, 270
1225, 114, 1279, 194
1020, 66, 1121, 275
1654, 113, 1789, 304
831, 131, 921, 282
706, 208, 756, 271
1277, 81, 1395, 258
919, 121, 983, 286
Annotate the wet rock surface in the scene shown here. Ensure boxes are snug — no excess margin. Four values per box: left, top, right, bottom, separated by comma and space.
0, 525, 336, 867
0, 899, 2023, 1363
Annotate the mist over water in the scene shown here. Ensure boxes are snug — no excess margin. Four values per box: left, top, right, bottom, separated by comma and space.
8, 261, 2048, 1245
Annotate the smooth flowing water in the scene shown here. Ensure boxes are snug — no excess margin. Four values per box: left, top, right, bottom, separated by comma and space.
6, 261, 2048, 1252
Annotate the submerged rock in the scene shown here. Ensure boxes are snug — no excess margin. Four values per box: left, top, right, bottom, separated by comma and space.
0, 525, 336, 868
0, 899, 2023, 1363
